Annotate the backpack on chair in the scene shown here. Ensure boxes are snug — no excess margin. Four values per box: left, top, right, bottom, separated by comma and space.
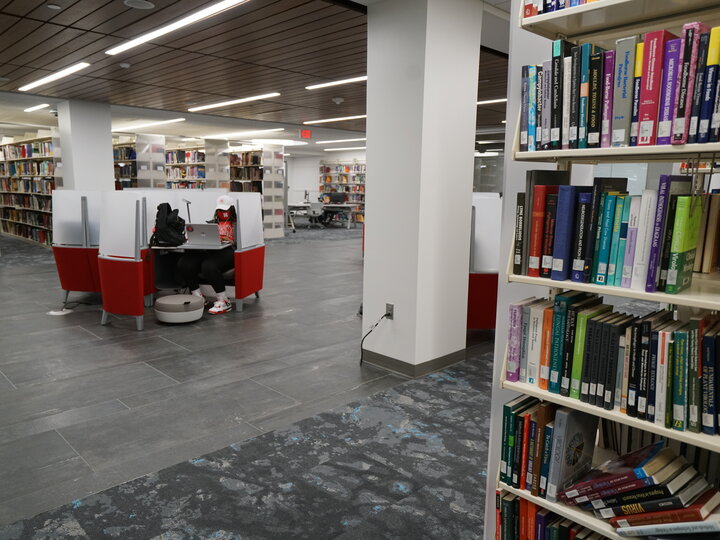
149, 203, 186, 247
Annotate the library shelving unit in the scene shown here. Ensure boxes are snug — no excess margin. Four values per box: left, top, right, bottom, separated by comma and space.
164, 139, 229, 190
229, 148, 264, 193
487, 1, 720, 538
319, 160, 366, 223
0, 137, 56, 246
112, 134, 166, 189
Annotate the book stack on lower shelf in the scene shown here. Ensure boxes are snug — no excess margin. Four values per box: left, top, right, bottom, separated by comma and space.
0, 176, 53, 246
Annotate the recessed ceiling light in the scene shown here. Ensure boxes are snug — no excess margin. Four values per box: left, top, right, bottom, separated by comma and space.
107, 0, 249, 56
251, 139, 307, 146
18, 62, 90, 91
501, 120, 507, 124
46, 3, 62, 10
24, 104, 50, 112
316, 137, 367, 145
323, 146, 366, 152
112, 117, 185, 132
477, 98, 507, 105
118, 62, 131, 69
201, 127, 284, 140
0, 77, 9, 82
305, 75, 367, 90
303, 115, 367, 125
188, 92, 281, 112
123, 0, 155, 9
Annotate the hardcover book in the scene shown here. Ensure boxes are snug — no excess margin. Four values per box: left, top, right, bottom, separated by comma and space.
613, 36, 638, 147
542, 60, 552, 150
562, 55, 572, 149
569, 45, 582, 148
570, 192, 593, 282
529, 185, 560, 277
607, 194, 627, 286
601, 50, 615, 148
579, 43, 601, 148
529, 65, 538, 151
521, 65, 529, 151
552, 186, 591, 281
630, 189, 659, 291
541, 194, 559, 278
569, 304, 612, 399
587, 51, 604, 148
594, 193, 620, 284
549, 290, 590, 393
513, 192, 526, 275
560, 295, 602, 396
697, 27, 720, 143
688, 32, 711, 144
615, 508, 720, 535
666, 196, 704, 294
630, 42, 644, 146
551, 40, 573, 150
609, 488, 720, 528
657, 39, 683, 145
507, 297, 540, 382
638, 30, 678, 146
673, 23, 710, 144
621, 195, 643, 287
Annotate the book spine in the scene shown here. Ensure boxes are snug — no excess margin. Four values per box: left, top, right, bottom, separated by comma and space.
541, 194, 559, 278
613, 36, 637, 147
592, 318, 611, 405
673, 25, 704, 144
622, 196, 642, 287
542, 60, 552, 150
551, 41, 565, 150
710, 74, 720, 142
646, 175, 671, 292
539, 423, 553, 498
528, 186, 548, 277
520, 304, 533, 383
560, 304, 581, 396
539, 307, 554, 390
536, 66, 543, 150
549, 303, 566, 394
551, 186, 577, 281
526, 418, 538, 489
594, 194, 618, 284
647, 328, 660, 422
520, 411, 532, 489
688, 321, 701, 432
667, 196, 702, 294
621, 326, 633, 413
637, 319, 653, 420
698, 28, 720, 143
527, 307, 544, 385
571, 194, 591, 282
613, 196, 632, 287
673, 330, 688, 430
657, 39, 682, 145
562, 55, 572, 150
528, 66, 537, 151
689, 32, 711, 144
546, 411, 567, 502
630, 43, 644, 146
702, 332, 717, 434
630, 190, 659, 291
521, 65, 529, 152
507, 304, 523, 381
655, 330, 670, 426
615, 520, 720, 536
601, 50, 615, 148
613, 332, 627, 409
579, 44, 592, 148
501, 495, 514, 540
580, 318, 598, 403
569, 46, 581, 149
665, 335, 675, 428
566, 476, 655, 505
512, 414, 525, 487
639, 31, 674, 146
590, 193, 608, 282
627, 321, 642, 417
658, 195, 680, 291
513, 192, 526, 275
501, 403, 511, 484
523, 0, 537, 19
587, 51, 603, 148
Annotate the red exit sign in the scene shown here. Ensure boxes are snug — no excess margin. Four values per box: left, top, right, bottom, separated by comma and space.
299, 129, 312, 139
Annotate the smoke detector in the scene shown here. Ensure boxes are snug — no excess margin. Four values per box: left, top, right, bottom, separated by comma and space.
332, 97, 345, 105
124, 0, 155, 9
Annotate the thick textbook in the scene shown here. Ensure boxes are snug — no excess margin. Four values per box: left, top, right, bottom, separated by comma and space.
601, 50, 615, 148
541, 194, 559, 278
513, 192, 526, 275
551, 40, 573, 150
587, 50, 604, 148
569, 45, 581, 148
697, 27, 720, 143
621, 195, 642, 288
570, 191, 593, 282
613, 36, 638, 147
630, 42, 644, 146
507, 297, 539, 382
609, 488, 720, 528
569, 304, 612, 400
521, 65, 529, 152
594, 193, 620, 284
529, 185, 559, 277
657, 39, 682, 145
688, 32, 711, 144
579, 43, 601, 148
638, 30, 678, 146
615, 508, 720, 536
560, 295, 602, 396
673, 23, 711, 144
666, 196, 704, 294
549, 290, 589, 393
551, 185, 591, 281
630, 189, 659, 291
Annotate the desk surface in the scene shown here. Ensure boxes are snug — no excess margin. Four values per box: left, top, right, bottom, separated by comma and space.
152, 243, 233, 251
322, 203, 356, 209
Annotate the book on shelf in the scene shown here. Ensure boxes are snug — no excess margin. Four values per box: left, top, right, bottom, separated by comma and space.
630, 42, 644, 147
615, 507, 720, 536
610, 486, 720, 527
612, 36, 638, 147
587, 49, 604, 148
656, 38, 682, 146
674, 23, 711, 144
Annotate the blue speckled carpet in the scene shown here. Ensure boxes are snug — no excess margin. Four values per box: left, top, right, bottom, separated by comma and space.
0, 354, 492, 539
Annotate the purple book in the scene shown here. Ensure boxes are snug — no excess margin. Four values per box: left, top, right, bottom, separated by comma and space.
601, 50, 616, 148
673, 22, 711, 144
657, 39, 683, 145
645, 175, 692, 292
535, 508, 551, 540
621, 196, 642, 288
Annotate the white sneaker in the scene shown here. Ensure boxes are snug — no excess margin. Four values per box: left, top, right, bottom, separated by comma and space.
208, 299, 232, 315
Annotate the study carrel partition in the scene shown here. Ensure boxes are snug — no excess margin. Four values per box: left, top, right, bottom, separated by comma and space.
232, 192, 265, 309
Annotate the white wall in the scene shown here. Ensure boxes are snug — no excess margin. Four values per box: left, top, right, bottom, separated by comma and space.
287, 150, 366, 205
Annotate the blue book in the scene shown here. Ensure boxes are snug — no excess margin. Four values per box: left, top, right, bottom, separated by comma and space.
528, 65, 537, 152
570, 192, 593, 282
549, 291, 587, 393
613, 196, 633, 287
539, 422, 554, 498
557, 0, 566, 9
702, 329, 718, 435
578, 43, 594, 149
606, 195, 626, 286
569, 0, 579, 5
698, 36, 719, 143
551, 186, 590, 281
593, 194, 617, 284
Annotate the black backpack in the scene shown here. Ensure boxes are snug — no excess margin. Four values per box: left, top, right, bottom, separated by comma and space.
149, 203, 186, 247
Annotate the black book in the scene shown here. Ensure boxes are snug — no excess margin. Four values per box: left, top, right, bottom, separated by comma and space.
551, 40, 573, 150
591, 313, 624, 406
521, 171, 571, 275
560, 295, 602, 397
580, 311, 616, 403
521, 65, 529, 152
541, 194, 559, 277
637, 311, 673, 420
587, 51, 604, 148
604, 315, 635, 410
657, 194, 681, 292
512, 412, 525, 488
513, 192, 526, 275
627, 313, 651, 417
688, 32, 711, 144
569, 45, 582, 149
711, 76, 720, 142
673, 27, 696, 143
536, 65, 544, 150
582, 177, 628, 283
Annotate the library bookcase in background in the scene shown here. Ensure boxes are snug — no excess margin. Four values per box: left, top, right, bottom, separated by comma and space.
0, 137, 57, 247
319, 160, 366, 223
491, 1, 720, 538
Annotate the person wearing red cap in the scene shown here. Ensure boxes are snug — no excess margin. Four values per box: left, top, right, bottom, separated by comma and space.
176, 195, 236, 314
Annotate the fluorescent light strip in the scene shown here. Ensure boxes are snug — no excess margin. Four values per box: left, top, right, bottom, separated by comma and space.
323, 146, 366, 152
306, 75, 367, 90
476, 98, 508, 105
106, 0, 249, 56
475, 151, 499, 157
18, 62, 90, 91
501, 120, 507, 124
316, 137, 367, 145
304, 115, 366, 125
24, 103, 50, 112
476, 140, 504, 144
201, 127, 284, 139
188, 92, 281, 112
112, 117, 185, 132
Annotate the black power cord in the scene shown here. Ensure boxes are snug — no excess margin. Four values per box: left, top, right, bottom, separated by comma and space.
359, 313, 389, 366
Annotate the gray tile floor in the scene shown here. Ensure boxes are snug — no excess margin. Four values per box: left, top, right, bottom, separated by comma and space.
0, 229, 434, 526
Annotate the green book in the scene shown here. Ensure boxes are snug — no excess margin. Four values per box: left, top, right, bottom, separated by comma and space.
613, 196, 634, 287
569, 304, 612, 399
500, 493, 517, 540
666, 196, 703, 294
501, 396, 537, 484
606, 195, 626, 286
687, 317, 703, 433
549, 291, 589, 394
672, 325, 689, 431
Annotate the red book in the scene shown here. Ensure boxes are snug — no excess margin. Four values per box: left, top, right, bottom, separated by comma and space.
609, 488, 720, 528
638, 30, 678, 146
495, 490, 502, 540
523, 0, 537, 18
527, 502, 537, 540
519, 408, 533, 490
519, 498, 527, 539
528, 185, 559, 277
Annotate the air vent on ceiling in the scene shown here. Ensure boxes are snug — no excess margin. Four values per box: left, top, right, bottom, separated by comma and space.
124, 0, 155, 9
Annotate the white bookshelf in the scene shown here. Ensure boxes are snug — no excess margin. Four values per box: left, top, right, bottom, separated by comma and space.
487, 2, 720, 538
319, 160, 366, 222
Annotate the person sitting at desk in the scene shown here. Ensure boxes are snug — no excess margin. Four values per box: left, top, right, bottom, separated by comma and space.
176, 195, 236, 315
320, 189, 348, 225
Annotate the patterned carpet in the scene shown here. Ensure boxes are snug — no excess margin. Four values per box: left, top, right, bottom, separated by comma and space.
0, 354, 492, 539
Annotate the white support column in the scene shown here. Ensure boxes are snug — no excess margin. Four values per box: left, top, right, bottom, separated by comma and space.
361, 0, 482, 376
57, 100, 114, 190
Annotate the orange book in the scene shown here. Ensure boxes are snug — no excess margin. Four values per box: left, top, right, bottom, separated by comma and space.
519, 498, 527, 540
538, 305, 554, 390
527, 501, 537, 540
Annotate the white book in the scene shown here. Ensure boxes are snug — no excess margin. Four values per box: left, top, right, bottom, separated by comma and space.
527, 300, 553, 385
655, 321, 682, 426
616, 509, 720, 536
630, 189, 658, 291
620, 325, 633, 412
562, 56, 572, 149
614, 331, 626, 410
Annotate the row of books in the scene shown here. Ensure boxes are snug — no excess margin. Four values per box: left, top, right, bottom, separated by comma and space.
522, 0, 604, 18
113, 146, 136, 161
165, 180, 206, 189
319, 164, 366, 174
519, 24, 720, 152
229, 181, 261, 193
165, 167, 206, 180
321, 174, 365, 185
514, 172, 717, 293
8, 161, 54, 177
0, 142, 53, 160
165, 150, 204, 164
0, 177, 54, 195
230, 151, 261, 166
0, 193, 52, 212
0, 209, 52, 228
0, 221, 52, 245
500, 398, 720, 535
231, 166, 264, 180
508, 291, 720, 434
320, 185, 365, 194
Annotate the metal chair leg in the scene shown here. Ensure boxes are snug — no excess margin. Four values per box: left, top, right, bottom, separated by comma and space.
135, 316, 144, 331
101, 310, 109, 325
255, 291, 260, 299
237, 300, 244, 312
61, 290, 70, 309
144, 294, 153, 308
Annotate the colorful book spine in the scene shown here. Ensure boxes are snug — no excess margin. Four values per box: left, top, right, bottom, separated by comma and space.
629, 42, 644, 146
646, 175, 673, 292
673, 23, 711, 144
541, 195, 559, 278
657, 38, 683, 145
607, 195, 626, 286
638, 31, 677, 146
521, 65, 529, 152
529, 186, 557, 277
571, 192, 593, 282
578, 43, 594, 149
513, 193, 526, 275
587, 51, 604, 148
702, 330, 717, 434
672, 327, 689, 430
562, 55, 572, 150
613, 196, 633, 287
528, 65, 538, 152
542, 60, 552, 150
689, 32, 712, 144
551, 186, 582, 281
508, 303, 525, 382
569, 46, 581, 149
612, 36, 638, 147
594, 194, 618, 284
630, 189, 659, 291
601, 50, 615, 148
551, 40, 572, 150
698, 27, 720, 143
539, 422, 554, 498
667, 196, 704, 294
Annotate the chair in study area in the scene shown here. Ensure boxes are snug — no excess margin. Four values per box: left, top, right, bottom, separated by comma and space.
307, 202, 325, 228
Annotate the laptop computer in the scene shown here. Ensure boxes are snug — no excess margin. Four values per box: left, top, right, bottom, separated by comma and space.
184, 223, 223, 248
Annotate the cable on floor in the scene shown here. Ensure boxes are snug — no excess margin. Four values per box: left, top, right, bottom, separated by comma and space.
359, 313, 388, 366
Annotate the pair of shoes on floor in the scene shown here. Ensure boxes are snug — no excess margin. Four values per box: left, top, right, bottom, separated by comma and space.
208, 298, 232, 315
